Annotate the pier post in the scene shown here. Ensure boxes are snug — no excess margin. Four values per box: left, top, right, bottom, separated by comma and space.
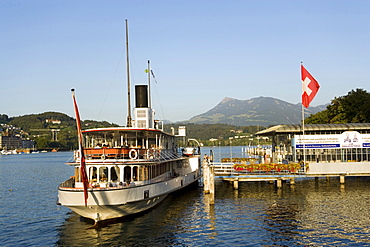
209, 165, 215, 204
202, 155, 214, 205
276, 179, 282, 188
290, 178, 295, 185
203, 156, 210, 194
233, 178, 239, 190
340, 175, 345, 184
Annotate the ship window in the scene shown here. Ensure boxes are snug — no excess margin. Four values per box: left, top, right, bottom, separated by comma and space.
89, 167, 97, 181
124, 166, 131, 183
137, 120, 147, 128
110, 166, 119, 182
99, 166, 108, 182
133, 166, 138, 181
137, 110, 147, 118
142, 166, 148, 180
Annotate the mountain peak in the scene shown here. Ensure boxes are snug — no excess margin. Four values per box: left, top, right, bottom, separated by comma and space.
187, 96, 327, 126
220, 97, 235, 104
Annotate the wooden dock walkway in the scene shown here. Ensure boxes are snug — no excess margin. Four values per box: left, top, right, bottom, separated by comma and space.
202, 158, 370, 203
212, 162, 306, 189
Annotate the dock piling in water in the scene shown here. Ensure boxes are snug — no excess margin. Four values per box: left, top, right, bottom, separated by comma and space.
203, 156, 210, 194
276, 179, 282, 188
233, 179, 239, 190
209, 165, 215, 204
340, 175, 345, 184
203, 155, 215, 204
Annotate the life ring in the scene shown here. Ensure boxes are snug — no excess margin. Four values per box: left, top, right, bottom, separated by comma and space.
129, 149, 138, 159
101, 155, 106, 160
147, 149, 154, 159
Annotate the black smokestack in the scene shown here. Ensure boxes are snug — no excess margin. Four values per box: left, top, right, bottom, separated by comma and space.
135, 85, 148, 108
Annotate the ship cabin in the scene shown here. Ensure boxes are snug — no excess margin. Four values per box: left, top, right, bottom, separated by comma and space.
69, 127, 191, 189
69, 84, 199, 189
82, 127, 176, 160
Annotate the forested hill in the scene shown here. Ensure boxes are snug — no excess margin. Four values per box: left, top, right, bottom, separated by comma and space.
3, 112, 76, 132
164, 123, 265, 145
1, 112, 118, 132
0, 112, 118, 150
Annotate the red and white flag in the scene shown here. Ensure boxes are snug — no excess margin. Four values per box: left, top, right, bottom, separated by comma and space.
301, 65, 320, 108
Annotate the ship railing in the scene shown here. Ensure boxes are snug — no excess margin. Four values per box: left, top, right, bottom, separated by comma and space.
142, 171, 172, 185
159, 150, 181, 160
59, 177, 74, 188
80, 147, 182, 162
146, 149, 180, 161
83, 147, 129, 160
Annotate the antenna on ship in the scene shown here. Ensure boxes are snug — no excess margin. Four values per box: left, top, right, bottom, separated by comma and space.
125, 19, 132, 127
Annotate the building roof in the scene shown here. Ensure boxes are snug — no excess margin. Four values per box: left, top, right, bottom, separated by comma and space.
256, 123, 370, 136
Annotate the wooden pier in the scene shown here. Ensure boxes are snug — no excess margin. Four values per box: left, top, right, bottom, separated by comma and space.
202, 157, 370, 203
211, 162, 305, 189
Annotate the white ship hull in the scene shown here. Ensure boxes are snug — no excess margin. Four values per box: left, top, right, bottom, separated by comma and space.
59, 169, 200, 221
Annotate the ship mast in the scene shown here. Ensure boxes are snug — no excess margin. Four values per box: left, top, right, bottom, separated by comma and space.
147, 60, 152, 109
125, 19, 132, 127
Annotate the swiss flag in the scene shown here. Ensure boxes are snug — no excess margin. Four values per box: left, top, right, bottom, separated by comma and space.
301, 65, 320, 108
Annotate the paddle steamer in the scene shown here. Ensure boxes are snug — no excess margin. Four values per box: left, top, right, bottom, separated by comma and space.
57, 20, 201, 223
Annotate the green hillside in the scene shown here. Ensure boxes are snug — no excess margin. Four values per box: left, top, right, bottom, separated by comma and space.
1, 112, 118, 150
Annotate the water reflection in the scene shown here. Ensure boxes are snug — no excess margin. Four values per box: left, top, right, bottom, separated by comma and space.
202, 194, 216, 239
57, 177, 370, 246
264, 199, 300, 245
56, 186, 203, 246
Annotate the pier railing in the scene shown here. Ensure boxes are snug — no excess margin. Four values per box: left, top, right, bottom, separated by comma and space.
213, 162, 305, 176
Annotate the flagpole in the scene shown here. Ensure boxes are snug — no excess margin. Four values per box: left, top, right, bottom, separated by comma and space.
300, 63, 320, 173
302, 102, 306, 173
301, 62, 306, 173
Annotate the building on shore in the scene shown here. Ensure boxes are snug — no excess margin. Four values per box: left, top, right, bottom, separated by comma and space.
256, 123, 370, 164
210, 123, 370, 188
0, 135, 22, 150
0, 134, 35, 150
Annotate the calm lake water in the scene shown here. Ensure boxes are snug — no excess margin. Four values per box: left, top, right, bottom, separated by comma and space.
1, 148, 370, 246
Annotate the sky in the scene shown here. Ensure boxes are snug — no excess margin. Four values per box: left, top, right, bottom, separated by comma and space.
1, 0, 370, 126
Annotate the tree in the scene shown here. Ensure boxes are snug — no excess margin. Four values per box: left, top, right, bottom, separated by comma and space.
34, 136, 49, 149
0, 114, 10, 124
306, 88, 370, 124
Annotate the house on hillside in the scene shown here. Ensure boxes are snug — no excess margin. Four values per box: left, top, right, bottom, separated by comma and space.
46, 119, 61, 124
